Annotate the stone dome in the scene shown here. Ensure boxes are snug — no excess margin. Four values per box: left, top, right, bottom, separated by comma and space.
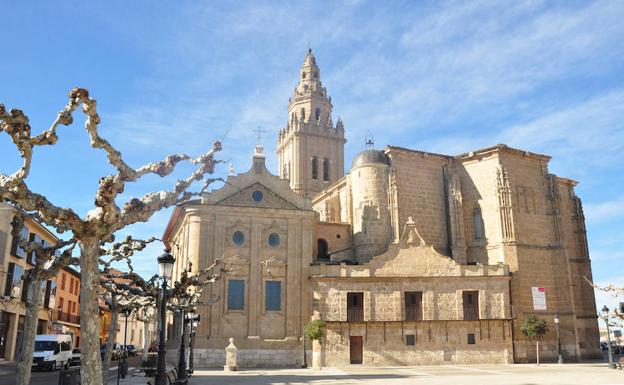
351, 149, 391, 169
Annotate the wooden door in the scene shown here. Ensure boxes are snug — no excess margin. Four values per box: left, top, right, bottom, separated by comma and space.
350, 336, 363, 364
347, 292, 364, 322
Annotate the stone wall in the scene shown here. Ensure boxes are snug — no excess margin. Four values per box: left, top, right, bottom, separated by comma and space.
323, 320, 513, 366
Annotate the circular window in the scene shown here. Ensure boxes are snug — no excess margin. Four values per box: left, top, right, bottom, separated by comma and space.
268, 233, 280, 247
232, 231, 245, 246
252, 190, 263, 202
336, 234, 342, 239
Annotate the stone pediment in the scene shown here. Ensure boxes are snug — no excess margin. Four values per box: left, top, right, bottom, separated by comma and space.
202, 146, 311, 211
215, 183, 298, 210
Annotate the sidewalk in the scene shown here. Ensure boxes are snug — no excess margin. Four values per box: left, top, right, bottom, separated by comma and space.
0, 361, 15, 376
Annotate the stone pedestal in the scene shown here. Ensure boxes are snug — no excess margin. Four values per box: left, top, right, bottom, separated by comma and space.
224, 338, 238, 371
312, 339, 322, 369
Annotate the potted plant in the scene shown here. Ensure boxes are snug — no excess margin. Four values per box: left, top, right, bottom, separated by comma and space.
141, 353, 158, 377
304, 319, 326, 369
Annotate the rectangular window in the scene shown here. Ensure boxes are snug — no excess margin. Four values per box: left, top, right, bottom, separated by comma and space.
312, 157, 318, 180
11, 227, 29, 259
347, 292, 364, 322
406, 335, 415, 346
227, 279, 245, 310
4, 263, 23, 298
265, 281, 282, 311
27, 234, 43, 265
61, 273, 66, 290
463, 291, 479, 320
467, 333, 476, 344
69, 279, 73, 295
20, 276, 30, 302
404, 291, 423, 321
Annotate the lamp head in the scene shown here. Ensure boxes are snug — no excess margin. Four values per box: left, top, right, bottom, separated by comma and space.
554, 314, 560, 324
157, 250, 176, 280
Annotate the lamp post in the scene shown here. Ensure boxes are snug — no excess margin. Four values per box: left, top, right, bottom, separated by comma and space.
119, 307, 131, 383
301, 335, 307, 368
602, 305, 616, 369
155, 250, 175, 385
188, 312, 199, 375
177, 297, 189, 381
554, 314, 563, 364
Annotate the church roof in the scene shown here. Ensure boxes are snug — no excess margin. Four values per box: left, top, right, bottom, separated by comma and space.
351, 149, 391, 168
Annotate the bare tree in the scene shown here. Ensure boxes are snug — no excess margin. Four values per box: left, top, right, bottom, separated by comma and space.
0, 88, 222, 385
9, 209, 77, 385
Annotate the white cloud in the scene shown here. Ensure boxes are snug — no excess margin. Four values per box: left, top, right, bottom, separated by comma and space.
584, 196, 624, 225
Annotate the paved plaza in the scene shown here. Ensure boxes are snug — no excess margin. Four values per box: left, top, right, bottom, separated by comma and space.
100, 363, 624, 385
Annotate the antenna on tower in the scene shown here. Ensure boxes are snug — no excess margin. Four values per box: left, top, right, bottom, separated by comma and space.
365, 131, 375, 149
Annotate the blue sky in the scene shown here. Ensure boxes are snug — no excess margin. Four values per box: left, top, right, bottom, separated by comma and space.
1, 1, 623, 319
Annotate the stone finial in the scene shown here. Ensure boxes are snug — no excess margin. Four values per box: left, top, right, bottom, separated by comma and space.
224, 337, 238, 371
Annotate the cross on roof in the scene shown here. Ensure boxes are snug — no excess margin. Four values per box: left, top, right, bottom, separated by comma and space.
253, 126, 267, 144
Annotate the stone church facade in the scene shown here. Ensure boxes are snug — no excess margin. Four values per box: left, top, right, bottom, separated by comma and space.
163, 50, 600, 367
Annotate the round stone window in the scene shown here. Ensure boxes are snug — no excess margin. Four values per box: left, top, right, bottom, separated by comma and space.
232, 231, 245, 246
268, 233, 280, 247
252, 190, 263, 202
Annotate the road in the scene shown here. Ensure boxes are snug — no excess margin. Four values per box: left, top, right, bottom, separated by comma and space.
0, 355, 142, 385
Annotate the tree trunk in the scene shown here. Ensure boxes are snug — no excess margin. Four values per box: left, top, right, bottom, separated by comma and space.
16, 276, 42, 385
536, 340, 540, 366
142, 318, 150, 361
102, 300, 118, 374
79, 239, 104, 385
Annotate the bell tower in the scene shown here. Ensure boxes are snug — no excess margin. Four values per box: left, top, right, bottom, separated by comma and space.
277, 49, 346, 199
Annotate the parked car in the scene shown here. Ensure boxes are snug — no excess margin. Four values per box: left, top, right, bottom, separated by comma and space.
124, 344, 138, 356
148, 343, 158, 353
70, 348, 81, 366
32, 334, 73, 371
101, 343, 124, 360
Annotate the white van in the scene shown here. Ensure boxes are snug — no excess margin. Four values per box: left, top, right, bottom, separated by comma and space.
32, 334, 73, 371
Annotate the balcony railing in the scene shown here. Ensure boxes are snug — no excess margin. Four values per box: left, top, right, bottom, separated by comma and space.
405, 306, 422, 321
347, 307, 364, 322
57, 310, 80, 325
463, 307, 479, 321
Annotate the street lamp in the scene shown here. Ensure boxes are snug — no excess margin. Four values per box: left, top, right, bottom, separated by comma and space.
602, 305, 616, 369
178, 296, 189, 381
155, 250, 175, 385
554, 314, 563, 364
187, 311, 199, 375
117, 307, 132, 385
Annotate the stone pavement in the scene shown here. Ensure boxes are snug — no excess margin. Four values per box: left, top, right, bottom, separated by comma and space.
108, 363, 624, 385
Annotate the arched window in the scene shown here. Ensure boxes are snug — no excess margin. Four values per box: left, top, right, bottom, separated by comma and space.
291, 113, 295, 125
312, 157, 318, 180
315, 108, 321, 122
302, 72, 306, 79
317, 239, 329, 261
323, 158, 330, 181
473, 207, 484, 240
300, 108, 305, 120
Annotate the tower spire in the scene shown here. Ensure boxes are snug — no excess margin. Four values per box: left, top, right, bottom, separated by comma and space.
277, 50, 346, 199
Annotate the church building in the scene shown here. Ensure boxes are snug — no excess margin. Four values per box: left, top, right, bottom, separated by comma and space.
163, 49, 600, 367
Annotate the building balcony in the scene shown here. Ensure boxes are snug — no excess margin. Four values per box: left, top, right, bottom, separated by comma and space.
57, 311, 80, 325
